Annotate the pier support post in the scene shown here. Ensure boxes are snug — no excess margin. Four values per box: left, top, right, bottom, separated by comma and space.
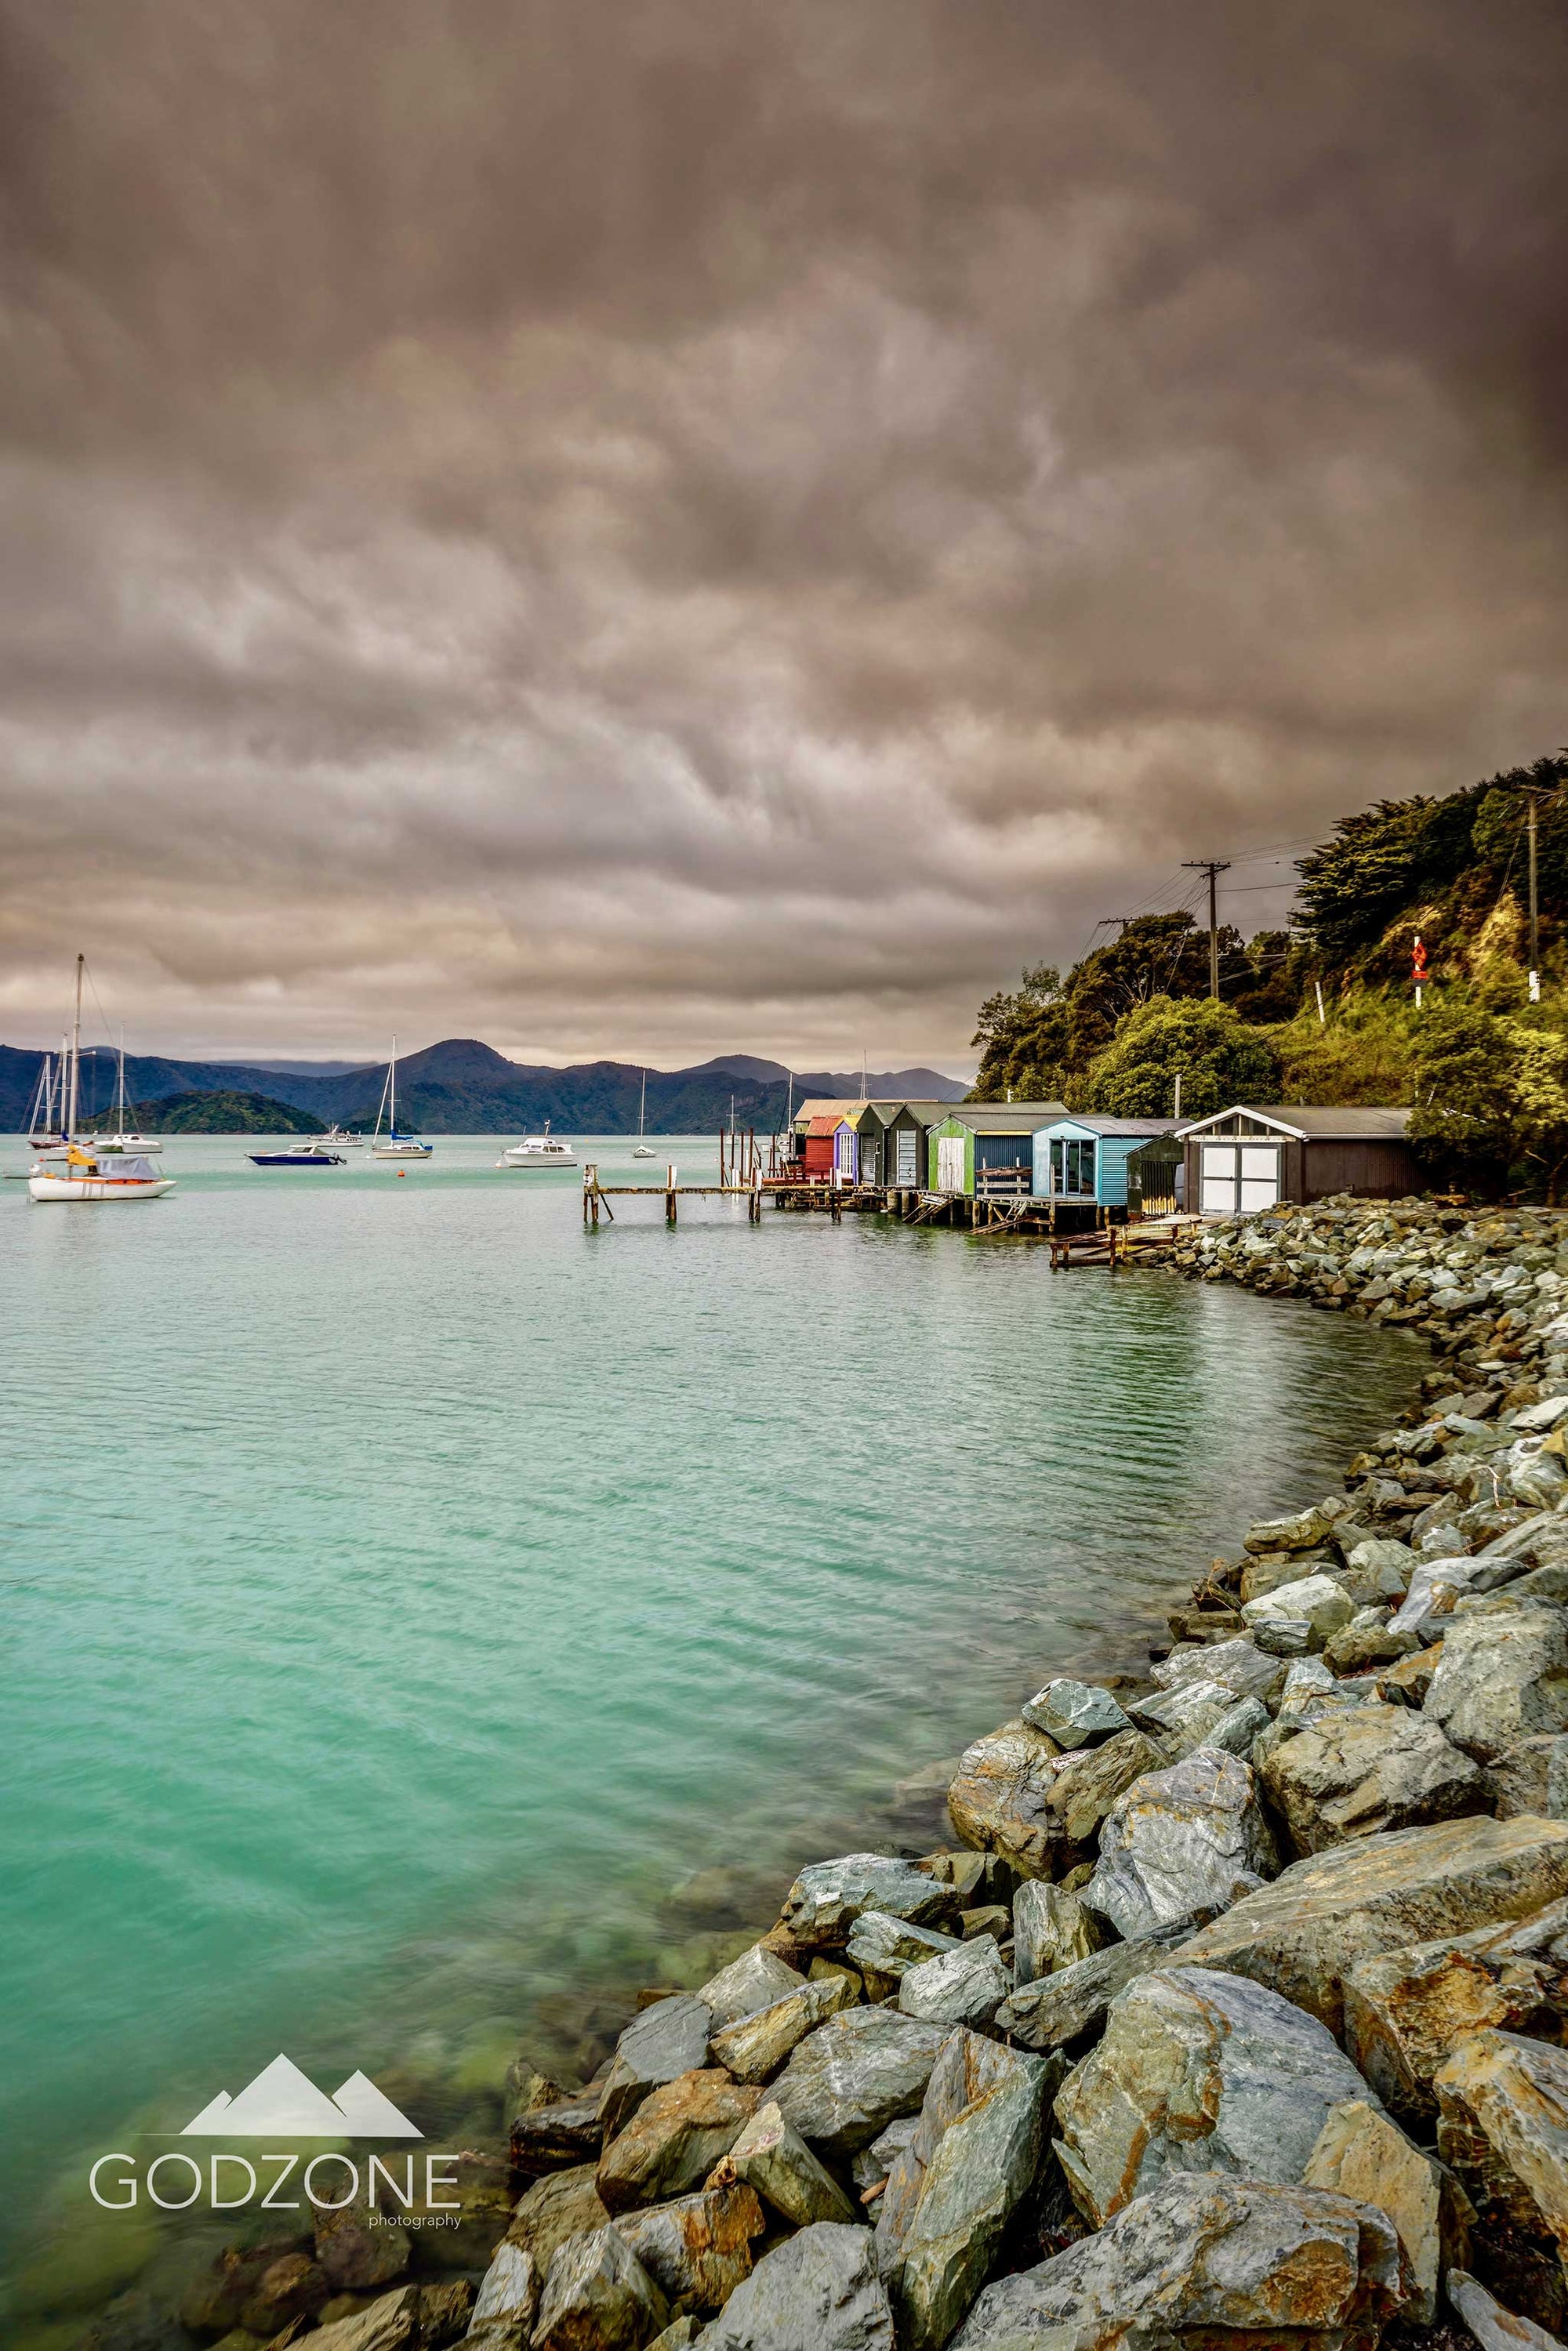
666, 1162, 677, 1224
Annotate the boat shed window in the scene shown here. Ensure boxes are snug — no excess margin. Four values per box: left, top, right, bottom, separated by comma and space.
1049, 1137, 1097, 1196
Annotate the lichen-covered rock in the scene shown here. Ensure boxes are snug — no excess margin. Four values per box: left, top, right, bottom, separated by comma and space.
507, 2166, 610, 2273
1258, 1702, 1485, 1853
844, 1911, 962, 1982
1149, 1636, 1282, 1703
1082, 1747, 1277, 1938
597, 2071, 763, 2214
949, 2171, 1403, 2350
697, 1945, 807, 2028
896, 1937, 1011, 2030
699, 2222, 895, 2351
1447, 2265, 1567, 2351
779, 1856, 960, 1949
511, 2089, 606, 2176
299, 2285, 423, 2351
532, 2225, 670, 2350
710, 1973, 856, 2084
614, 2182, 765, 2313
1126, 1676, 1264, 1758
1491, 1734, 1568, 1821
1323, 1610, 1421, 1674
469, 2240, 539, 2335
1425, 1607, 1568, 1761
1019, 1679, 1130, 1749
1172, 1813, 1568, 2035
599, 1997, 714, 2141
1242, 1572, 1357, 1655
874, 2030, 1051, 2351
1011, 1879, 1103, 1986
720, 2099, 858, 2228
1343, 1909, 1568, 2129
996, 1916, 1206, 2052
1436, 2027, 1568, 2325
1304, 2097, 1468, 2327
1054, 1965, 1372, 2227
1245, 1504, 1338, 1554
946, 1722, 1158, 1878
771, 2007, 948, 2160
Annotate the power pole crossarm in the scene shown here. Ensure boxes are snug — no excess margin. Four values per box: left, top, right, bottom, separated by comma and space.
1182, 862, 1232, 997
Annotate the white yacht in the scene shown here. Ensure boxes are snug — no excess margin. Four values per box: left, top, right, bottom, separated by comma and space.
632, 1068, 656, 1157
500, 1121, 578, 1169
30, 1148, 174, 1204
318, 1126, 364, 1149
90, 1043, 164, 1155
370, 1036, 433, 1159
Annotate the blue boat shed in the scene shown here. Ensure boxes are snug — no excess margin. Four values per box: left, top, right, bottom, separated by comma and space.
1033, 1116, 1183, 1208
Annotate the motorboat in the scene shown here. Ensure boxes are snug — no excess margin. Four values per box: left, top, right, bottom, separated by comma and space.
370, 1036, 434, 1159
318, 1126, 363, 1148
29, 1148, 174, 1203
500, 1121, 578, 1168
632, 1068, 656, 1157
249, 1144, 346, 1167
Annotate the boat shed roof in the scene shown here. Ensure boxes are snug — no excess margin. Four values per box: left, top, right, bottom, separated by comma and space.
1043, 1115, 1183, 1140
1175, 1103, 1413, 1141
937, 1101, 1070, 1133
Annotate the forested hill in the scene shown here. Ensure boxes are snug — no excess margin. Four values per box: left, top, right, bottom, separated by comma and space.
0, 1041, 964, 1134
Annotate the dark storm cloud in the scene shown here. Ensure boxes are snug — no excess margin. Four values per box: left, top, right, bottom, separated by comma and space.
1, 0, 1564, 1065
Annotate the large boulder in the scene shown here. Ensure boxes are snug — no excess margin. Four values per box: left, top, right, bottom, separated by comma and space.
316, 2200, 410, 2293
996, 1917, 1206, 2052
532, 2225, 670, 2350
1242, 1572, 1357, 1656
1081, 1748, 1278, 1938
1258, 1703, 1485, 1854
873, 2030, 1051, 2351
1436, 2027, 1568, 2327
946, 1722, 1158, 1878
511, 2089, 606, 2176
1425, 1607, 1568, 1761
779, 1856, 960, 1948
1149, 1636, 1282, 1703
506, 2166, 609, 2273
896, 1938, 1011, 2030
771, 2006, 949, 2159
844, 1911, 962, 1982
614, 2182, 766, 2313
710, 1975, 857, 2084
698, 1946, 807, 2028
1490, 1734, 1568, 1821
1019, 1679, 1131, 1748
1172, 1814, 1568, 2035
1011, 1879, 1103, 1986
699, 2223, 895, 2351
1304, 2096, 1468, 2327
1343, 1904, 1568, 2129
949, 2171, 1403, 2350
469, 2240, 540, 2336
1448, 2266, 1568, 2351
719, 2099, 858, 2228
597, 2071, 763, 2214
599, 1997, 714, 2141
1053, 1965, 1372, 2227
1244, 1504, 1338, 1553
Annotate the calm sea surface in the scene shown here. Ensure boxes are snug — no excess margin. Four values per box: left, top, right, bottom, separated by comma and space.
1, 1134, 1418, 2326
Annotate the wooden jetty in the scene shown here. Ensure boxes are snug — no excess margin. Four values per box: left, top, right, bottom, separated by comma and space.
583, 1159, 766, 1224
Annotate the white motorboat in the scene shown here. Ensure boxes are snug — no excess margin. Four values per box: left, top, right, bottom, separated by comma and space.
319, 1126, 364, 1148
632, 1068, 656, 1156
370, 1036, 433, 1159
500, 1120, 578, 1169
29, 1149, 174, 1203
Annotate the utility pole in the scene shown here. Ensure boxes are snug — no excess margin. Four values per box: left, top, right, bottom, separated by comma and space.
1528, 789, 1541, 1003
1182, 861, 1231, 997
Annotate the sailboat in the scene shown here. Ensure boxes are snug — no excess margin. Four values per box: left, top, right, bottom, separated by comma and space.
29, 1145, 174, 1203
633, 1068, 656, 1156
29, 962, 88, 1166
370, 1036, 433, 1158
91, 1036, 164, 1156
25, 1049, 64, 1149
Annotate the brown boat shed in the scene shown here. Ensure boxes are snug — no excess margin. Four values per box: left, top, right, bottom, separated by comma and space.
1175, 1104, 1420, 1214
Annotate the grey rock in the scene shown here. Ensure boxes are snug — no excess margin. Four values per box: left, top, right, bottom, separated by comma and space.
1053, 1963, 1374, 2226
1425, 1605, 1568, 1761
1489, 1732, 1568, 1819
1244, 1504, 1338, 1553
645, 2324, 703, 2351
949, 2171, 1403, 2350
1258, 1701, 1486, 1853
597, 2071, 764, 2214
851, 2115, 920, 2193
1243, 1572, 1357, 1655
614, 2182, 766, 2313
1305, 2096, 1468, 2329
1171, 1812, 1568, 2036
946, 1722, 1159, 1878
1011, 1880, 1102, 1987
779, 1856, 960, 1948
1019, 1678, 1131, 1749
844, 1910, 962, 1981
532, 2225, 670, 2350
1345, 1535, 1418, 1590
995, 1916, 1205, 2051
1391, 1554, 1487, 1638
710, 1973, 857, 2084
723, 2099, 858, 2227
470, 2241, 539, 2334
771, 2005, 949, 2159
875, 2030, 1051, 2351
1435, 2029, 1568, 2328
600, 1997, 714, 2141
1448, 2266, 1566, 2351
512, 2089, 611, 2175
507, 2167, 609, 2274
1082, 1747, 1278, 1938
896, 1937, 1011, 2029
699, 2223, 895, 2351
1342, 1911, 1568, 2132
317, 2198, 411, 2293
1149, 1636, 1282, 1703
303, 2288, 423, 2351
697, 1945, 807, 2028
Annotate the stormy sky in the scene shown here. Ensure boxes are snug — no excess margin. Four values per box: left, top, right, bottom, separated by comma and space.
2, 2, 1564, 1072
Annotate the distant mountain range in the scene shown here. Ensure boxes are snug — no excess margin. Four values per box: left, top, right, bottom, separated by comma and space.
0, 1040, 965, 1135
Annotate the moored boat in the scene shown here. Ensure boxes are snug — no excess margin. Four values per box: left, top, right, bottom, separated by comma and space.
249, 1144, 347, 1167
29, 1148, 174, 1203
370, 1036, 434, 1159
318, 1126, 363, 1149
501, 1120, 578, 1168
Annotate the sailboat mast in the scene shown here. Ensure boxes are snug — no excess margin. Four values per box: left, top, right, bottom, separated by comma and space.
389, 1035, 397, 1135
67, 954, 83, 1137
639, 1068, 646, 1138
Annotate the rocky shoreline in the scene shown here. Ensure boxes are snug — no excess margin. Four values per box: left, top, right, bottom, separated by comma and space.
85, 1195, 1568, 2351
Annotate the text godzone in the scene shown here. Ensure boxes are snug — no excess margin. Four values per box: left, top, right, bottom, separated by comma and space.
89, 2151, 458, 2211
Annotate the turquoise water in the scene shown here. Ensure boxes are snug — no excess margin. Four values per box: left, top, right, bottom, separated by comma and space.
1, 1135, 1418, 2325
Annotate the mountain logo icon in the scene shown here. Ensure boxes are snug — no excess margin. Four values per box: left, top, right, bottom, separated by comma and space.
180, 2054, 422, 2138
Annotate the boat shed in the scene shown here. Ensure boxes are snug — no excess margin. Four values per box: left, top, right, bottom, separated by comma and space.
1033, 1116, 1183, 1209
790, 1097, 953, 1188
1175, 1104, 1418, 1214
927, 1101, 1069, 1196
791, 1099, 866, 1180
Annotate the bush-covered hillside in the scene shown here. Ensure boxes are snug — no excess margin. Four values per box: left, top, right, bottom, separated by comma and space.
79, 1090, 326, 1135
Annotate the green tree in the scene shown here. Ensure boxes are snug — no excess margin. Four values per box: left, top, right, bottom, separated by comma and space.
1408, 1003, 1519, 1195
970, 963, 1071, 1100
1080, 996, 1281, 1119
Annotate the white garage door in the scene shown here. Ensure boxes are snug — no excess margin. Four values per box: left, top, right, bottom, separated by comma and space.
937, 1136, 967, 1192
1201, 1141, 1280, 1214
